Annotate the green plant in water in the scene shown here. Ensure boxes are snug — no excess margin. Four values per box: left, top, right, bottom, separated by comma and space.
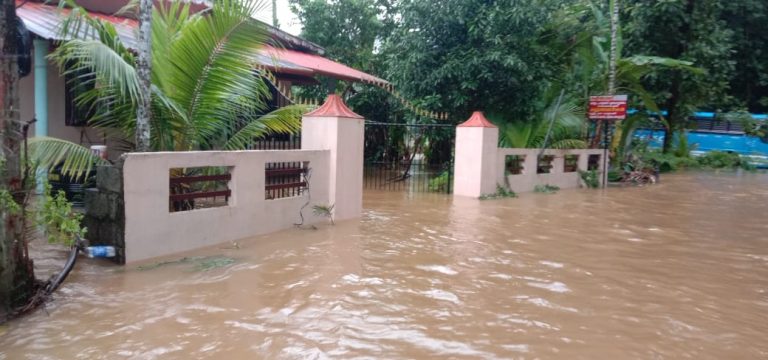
579, 170, 601, 188
428, 170, 450, 192
534, 184, 560, 194
36, 183, 86, 247
607, 169, 622, 182
479, 184, 517, 200
312, 204, 335, 225
696, 151, 754, 170
639, 150, 698, 173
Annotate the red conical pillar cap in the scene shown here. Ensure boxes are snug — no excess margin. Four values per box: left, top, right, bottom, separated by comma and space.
457, 111, 496, 128
305, 94, 363, 119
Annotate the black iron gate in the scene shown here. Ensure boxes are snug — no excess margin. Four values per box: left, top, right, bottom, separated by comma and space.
363, 122, 455, 194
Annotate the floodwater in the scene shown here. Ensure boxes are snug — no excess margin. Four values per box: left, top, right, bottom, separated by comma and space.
2, 172, 768, 359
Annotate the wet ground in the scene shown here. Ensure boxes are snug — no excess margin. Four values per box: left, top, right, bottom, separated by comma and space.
1, 172, 768, 359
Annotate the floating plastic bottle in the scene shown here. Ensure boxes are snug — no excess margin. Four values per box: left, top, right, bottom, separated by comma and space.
84, 246, 116, 258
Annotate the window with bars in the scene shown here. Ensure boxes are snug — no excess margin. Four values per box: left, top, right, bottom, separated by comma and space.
169, 167, 232, 212
265, 161, 309, 200
505, 155, 525, 175
537, 155, 555, 174
564, 155, 579, 173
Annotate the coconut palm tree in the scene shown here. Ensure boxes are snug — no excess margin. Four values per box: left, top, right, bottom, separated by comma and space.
30, 0, 305, 179
543, 1, 701, 160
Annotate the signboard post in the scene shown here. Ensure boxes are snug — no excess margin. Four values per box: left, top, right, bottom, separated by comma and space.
588, 95, 628, 188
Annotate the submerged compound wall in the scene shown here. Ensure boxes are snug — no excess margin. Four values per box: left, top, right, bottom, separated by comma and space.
453, 111, 604, 198
496, 148, 605, 192
113, 94, 365, 263
122, 150, 331, 263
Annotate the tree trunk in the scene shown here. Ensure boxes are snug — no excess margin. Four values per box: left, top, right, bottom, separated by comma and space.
0, 0, 34, 316
272, 0, 278, 27
608, 0, 619, 95
662, 126, 674, 154
606, 0, 621, 162
134, 0, 153, 152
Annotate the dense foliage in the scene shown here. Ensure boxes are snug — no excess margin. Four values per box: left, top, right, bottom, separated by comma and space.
291, 0, 768, 154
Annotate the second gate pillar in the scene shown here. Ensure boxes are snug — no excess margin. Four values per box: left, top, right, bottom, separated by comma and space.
301, 94, 365, 221
453, 111, 499, 198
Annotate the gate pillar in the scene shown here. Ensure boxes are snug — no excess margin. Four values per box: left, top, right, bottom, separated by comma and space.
301, 94, 365, 221
453, 111, 499, 198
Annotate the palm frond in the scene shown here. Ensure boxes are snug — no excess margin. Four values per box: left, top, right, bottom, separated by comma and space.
223, 105, 306, 150
548, 139, 588, 149
29, 137, 110, 181
168, 0, 272, 148
51, 39, 141, 106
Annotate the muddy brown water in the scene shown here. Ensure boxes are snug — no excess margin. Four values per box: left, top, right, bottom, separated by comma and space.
2, 172, 768, 359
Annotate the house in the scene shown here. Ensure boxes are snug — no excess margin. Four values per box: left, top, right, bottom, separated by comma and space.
15, 0, 388, 158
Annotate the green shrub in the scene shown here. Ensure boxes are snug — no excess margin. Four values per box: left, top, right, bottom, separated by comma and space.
640, 150, 699, 172
479, 184, 517, 200
428, 171, 451, 192
37, 183, 87, 246
696, 151, 754, 170
607, 169, 622, 182
579, 170, 601, 188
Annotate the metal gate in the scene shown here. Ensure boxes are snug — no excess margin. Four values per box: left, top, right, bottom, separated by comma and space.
363, 122, 455, 194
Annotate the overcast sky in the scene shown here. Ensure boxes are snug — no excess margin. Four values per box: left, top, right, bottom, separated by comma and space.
253, 0, 303, 36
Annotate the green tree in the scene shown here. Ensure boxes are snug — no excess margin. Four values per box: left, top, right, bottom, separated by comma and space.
289, 0, 383, 72
381, 0, 566, 123
33, 0, 305, 179
288, 0, 395, 121
624, 0, 735, 152
721, 0, 768, 112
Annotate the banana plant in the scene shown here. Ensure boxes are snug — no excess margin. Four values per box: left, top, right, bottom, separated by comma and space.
544, 1, 701, 163
31, 0, 305, 180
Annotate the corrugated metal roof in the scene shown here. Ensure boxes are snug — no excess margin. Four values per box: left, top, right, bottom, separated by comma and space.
252, 52, 314, 77
17, 1, 138, 48
262, 46, 388, 85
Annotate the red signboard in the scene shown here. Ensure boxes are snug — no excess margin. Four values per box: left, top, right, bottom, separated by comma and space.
588, 95, 628, 120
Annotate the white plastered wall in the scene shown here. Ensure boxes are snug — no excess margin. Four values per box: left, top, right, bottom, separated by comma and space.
496, 148, 605, 193
122, 150, 331, 263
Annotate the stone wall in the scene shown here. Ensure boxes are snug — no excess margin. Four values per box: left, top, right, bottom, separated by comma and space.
83, 162, 125, 264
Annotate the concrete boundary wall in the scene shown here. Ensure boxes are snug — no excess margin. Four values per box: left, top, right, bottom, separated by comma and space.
453, 111, 605, 198
122, 150, 330, 263
497, 148, 605, 193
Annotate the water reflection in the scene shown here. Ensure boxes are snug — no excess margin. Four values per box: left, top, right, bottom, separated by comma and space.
2, 172, 768, 359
